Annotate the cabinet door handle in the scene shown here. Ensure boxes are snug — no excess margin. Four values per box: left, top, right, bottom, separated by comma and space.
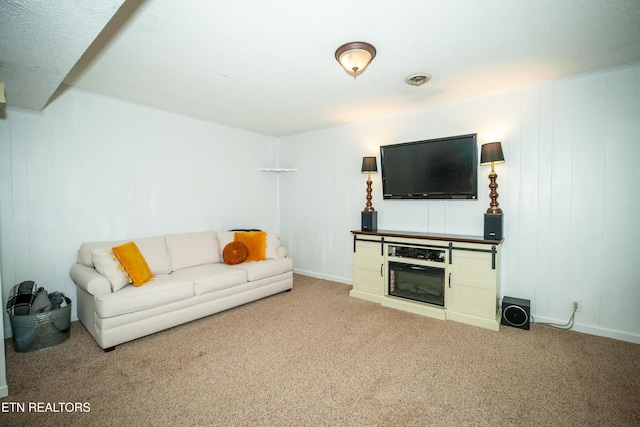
448, 272, 451, 288
380, 264, 384, 277
491, 245, 497, 270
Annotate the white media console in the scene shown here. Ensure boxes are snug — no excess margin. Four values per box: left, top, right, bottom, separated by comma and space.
351, 230, 503, 331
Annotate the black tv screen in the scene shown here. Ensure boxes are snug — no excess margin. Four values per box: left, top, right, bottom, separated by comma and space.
380, 134, 478, 200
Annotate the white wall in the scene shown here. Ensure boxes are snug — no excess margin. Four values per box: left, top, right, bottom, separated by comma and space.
0, 87, 280, 337
279, 64, 640, 343
1, 65, 638, 344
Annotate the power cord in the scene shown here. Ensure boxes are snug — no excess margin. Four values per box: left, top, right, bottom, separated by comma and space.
531, 301, 578, 330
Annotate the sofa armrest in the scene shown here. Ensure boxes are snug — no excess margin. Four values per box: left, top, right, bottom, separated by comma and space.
277, 246, 289, 259
69, 263, 112, 297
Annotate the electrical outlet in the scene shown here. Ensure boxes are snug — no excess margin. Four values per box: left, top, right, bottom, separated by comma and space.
570, 299, 582, 312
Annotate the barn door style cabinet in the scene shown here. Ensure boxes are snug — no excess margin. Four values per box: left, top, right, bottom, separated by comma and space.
351, 230, 503, 331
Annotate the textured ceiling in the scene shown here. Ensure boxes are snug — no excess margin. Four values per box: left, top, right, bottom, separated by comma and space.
2, 0, 640, 136
0, 0, 126, 110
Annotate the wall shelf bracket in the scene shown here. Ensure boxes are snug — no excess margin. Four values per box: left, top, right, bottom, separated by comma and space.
258, 168, 298, 172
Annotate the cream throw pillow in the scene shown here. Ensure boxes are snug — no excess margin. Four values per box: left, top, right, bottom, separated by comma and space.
92, 249, 129, 292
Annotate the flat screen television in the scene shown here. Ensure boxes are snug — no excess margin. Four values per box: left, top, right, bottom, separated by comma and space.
380, 133, 478, 200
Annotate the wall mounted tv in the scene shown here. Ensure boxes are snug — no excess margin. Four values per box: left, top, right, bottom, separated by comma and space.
380, 133, 478, 200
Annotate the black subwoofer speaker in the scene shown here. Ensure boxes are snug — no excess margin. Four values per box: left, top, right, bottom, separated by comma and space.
501, 296, 530, 330
484, 213, 503, 240
361, 211, 377, 231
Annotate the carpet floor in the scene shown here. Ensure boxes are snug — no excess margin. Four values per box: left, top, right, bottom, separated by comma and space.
2, 274, 639, 426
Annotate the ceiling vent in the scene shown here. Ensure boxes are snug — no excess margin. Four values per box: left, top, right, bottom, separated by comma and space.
405, 73, 431, 86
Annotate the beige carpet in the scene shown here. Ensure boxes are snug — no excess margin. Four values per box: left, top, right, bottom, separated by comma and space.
2, 274, 639, 426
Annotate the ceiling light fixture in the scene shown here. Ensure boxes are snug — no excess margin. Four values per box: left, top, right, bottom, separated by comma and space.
405, 73, 431, 86
335, 42, 376, 78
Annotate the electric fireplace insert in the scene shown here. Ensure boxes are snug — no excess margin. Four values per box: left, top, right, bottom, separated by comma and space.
388, 261, 445, 307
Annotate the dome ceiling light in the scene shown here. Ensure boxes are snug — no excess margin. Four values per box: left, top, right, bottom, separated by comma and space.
335, 41, 376, 78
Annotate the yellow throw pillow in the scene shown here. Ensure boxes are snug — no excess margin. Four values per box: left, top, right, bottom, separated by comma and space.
234, 231, 266, 261
112, 241, 154, 287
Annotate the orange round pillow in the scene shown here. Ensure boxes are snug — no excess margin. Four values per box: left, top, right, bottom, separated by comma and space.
222, 242, 249, 265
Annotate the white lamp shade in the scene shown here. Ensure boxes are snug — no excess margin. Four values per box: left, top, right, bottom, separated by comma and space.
338, 49, 373, 76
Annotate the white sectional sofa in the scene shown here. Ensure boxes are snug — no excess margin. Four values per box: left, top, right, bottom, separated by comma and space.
69, 231, 293, 350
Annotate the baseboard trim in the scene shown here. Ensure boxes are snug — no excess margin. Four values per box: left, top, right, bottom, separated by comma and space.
532, 315, 640, 344
293, 269, 351, 285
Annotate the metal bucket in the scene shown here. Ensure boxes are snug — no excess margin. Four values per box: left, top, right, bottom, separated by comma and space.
9, 297, 71, 352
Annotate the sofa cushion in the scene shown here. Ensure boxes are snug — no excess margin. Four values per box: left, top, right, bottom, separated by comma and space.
229, 258, 294, 282
112, 242, 154, 287
165, 231, 220, 271
95, 274, 194, 318
217, 231, 281, 259
92, 249, 129, 292
170, 264, 247, 296
133, 236, 172, 274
